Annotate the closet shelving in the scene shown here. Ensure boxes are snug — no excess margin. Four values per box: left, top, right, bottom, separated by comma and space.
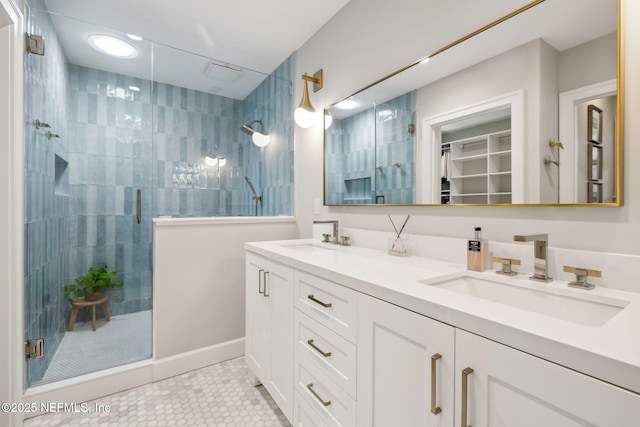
445, 130, 512, 204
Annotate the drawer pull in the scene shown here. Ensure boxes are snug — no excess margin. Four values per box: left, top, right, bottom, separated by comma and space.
307, 383, 331, 407
258, 269, 265, 294
307, 294, 332, 308
431, 353, 442, 415
461, 367, 474, 427
307, 339, 332, 358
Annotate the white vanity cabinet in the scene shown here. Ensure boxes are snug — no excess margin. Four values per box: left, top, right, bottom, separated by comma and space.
246, 244, 640, 427
357, 292, 640, 427
245, 252, 294, 422
455, 329, 640, 427
357, 293, 455, 427
293, 270, 358, 427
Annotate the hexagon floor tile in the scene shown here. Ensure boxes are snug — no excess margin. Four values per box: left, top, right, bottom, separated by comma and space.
25, 357, 291, 427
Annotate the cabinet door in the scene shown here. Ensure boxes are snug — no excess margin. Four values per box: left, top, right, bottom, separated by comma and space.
245, 252, 269, 382
265, 259, 295, 422
357, 293, 455, 427
455, 329, 640, 427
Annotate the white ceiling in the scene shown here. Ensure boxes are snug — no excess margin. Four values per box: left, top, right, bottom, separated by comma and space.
41, 0, 351, 99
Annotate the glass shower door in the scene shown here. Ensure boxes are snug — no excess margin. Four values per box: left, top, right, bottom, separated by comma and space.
24, 7, 154, 387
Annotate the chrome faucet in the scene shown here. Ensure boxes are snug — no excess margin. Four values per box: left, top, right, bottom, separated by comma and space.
313, 220, 339, 244
513, 233, 552, 282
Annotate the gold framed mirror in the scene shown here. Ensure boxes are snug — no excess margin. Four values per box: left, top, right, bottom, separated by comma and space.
324, 0, 622, 206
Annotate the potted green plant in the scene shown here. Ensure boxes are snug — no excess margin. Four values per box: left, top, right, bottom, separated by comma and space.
64, 265, 123, 302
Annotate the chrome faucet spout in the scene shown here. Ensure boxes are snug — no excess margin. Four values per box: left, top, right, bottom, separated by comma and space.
513, 233, 552, 282
313, 220, 339, 244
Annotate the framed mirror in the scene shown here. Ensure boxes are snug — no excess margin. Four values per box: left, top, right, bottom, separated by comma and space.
324, 0, 622, 206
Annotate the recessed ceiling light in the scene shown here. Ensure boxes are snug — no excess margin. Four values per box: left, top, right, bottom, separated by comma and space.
129, 85, 141, 92
88, 35, 138, 59
126, 33, 143, 41
334, 99, 360, 110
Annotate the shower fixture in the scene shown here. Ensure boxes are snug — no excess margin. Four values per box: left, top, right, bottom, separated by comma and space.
241, 119, 270, 148
34, 119, 50, 129
244, 176, 262, 216
294, 69, 323, 128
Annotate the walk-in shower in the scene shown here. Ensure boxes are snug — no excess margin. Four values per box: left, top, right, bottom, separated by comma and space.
23, 3, 294, 389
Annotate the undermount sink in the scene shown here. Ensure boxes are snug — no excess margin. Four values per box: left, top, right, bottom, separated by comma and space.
421, 275, 628, 327
278, 242, 333, 252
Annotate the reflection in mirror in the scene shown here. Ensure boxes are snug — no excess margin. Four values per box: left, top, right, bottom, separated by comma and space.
324, 0, 620, 206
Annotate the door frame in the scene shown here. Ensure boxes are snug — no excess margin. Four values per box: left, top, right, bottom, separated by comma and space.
418, 90, 524, 204
558, 79, 617, 203
0, 0, 25, 425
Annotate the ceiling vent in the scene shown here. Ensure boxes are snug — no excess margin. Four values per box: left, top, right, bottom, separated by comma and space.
203, 61, 244, 83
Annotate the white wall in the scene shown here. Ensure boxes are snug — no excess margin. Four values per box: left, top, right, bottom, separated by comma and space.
153, 217, 297, 363
295, 0, 640, 264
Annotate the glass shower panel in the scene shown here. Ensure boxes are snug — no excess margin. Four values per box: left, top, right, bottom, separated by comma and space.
374, 92, 417, 205
24, 8, 153, 387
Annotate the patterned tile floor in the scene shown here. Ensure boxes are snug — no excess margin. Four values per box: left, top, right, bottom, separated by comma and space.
25, 357, 291, 427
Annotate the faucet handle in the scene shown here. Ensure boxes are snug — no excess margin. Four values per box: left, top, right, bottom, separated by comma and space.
493, 257, 521, 276
563, 265, 601, 290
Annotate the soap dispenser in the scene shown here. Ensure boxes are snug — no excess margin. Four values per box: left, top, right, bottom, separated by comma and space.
467, 227, 489, 272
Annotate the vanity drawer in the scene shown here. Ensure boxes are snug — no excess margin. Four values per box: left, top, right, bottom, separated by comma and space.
293, 390, 330, 427
295, 355, 356, 427
294, 270, 357, 343
295, 310, 357, 399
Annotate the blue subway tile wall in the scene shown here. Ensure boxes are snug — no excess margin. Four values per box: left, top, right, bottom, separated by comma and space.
152, 81, 245, 217
241, 54, 294, 216
67, 64, 154, 320
24, 3, 71, 385
375, 91, 416, 204
325, 108, 376, 204
325, 91, 416, 205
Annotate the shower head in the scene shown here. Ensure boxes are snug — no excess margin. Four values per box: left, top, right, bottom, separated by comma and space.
241, 120, 270, 147
244, 176, 258, 198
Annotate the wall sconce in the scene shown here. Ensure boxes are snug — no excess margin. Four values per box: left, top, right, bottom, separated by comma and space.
294, 69, 323, 128
241, 119, 270, 147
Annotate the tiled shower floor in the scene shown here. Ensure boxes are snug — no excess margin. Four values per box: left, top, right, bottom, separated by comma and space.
40, 310, 153, 384
26, 357, 291, 426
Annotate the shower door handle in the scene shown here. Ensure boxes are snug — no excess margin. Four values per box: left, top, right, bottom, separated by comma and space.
136, 189, 142, 224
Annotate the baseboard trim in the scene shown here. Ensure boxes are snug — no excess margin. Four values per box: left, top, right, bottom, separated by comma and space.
153, 338, 245, 382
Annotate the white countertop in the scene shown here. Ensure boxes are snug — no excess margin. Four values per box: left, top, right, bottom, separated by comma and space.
246, 238, 640, 394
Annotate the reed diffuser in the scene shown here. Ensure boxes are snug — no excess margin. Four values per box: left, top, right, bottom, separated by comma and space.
388, 215, 410, 256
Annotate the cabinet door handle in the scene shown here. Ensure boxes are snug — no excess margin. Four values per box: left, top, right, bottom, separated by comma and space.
307, 383, 331, 407
307, 294, 332, 308
461, 367, 474, 427
263, 271, 270, 297
307, 339, 332, 358
431, 353, 442, 415
258, 269, 265, 294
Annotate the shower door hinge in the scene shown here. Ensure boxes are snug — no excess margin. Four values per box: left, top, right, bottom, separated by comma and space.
25, 339, 44, 360
26, 34, 45, 56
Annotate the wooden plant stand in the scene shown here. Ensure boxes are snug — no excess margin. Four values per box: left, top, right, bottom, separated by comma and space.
68, 295, 110, 332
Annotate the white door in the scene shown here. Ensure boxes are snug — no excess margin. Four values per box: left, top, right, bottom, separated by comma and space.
455, 329, 640, 427
357, 293, 455, 427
